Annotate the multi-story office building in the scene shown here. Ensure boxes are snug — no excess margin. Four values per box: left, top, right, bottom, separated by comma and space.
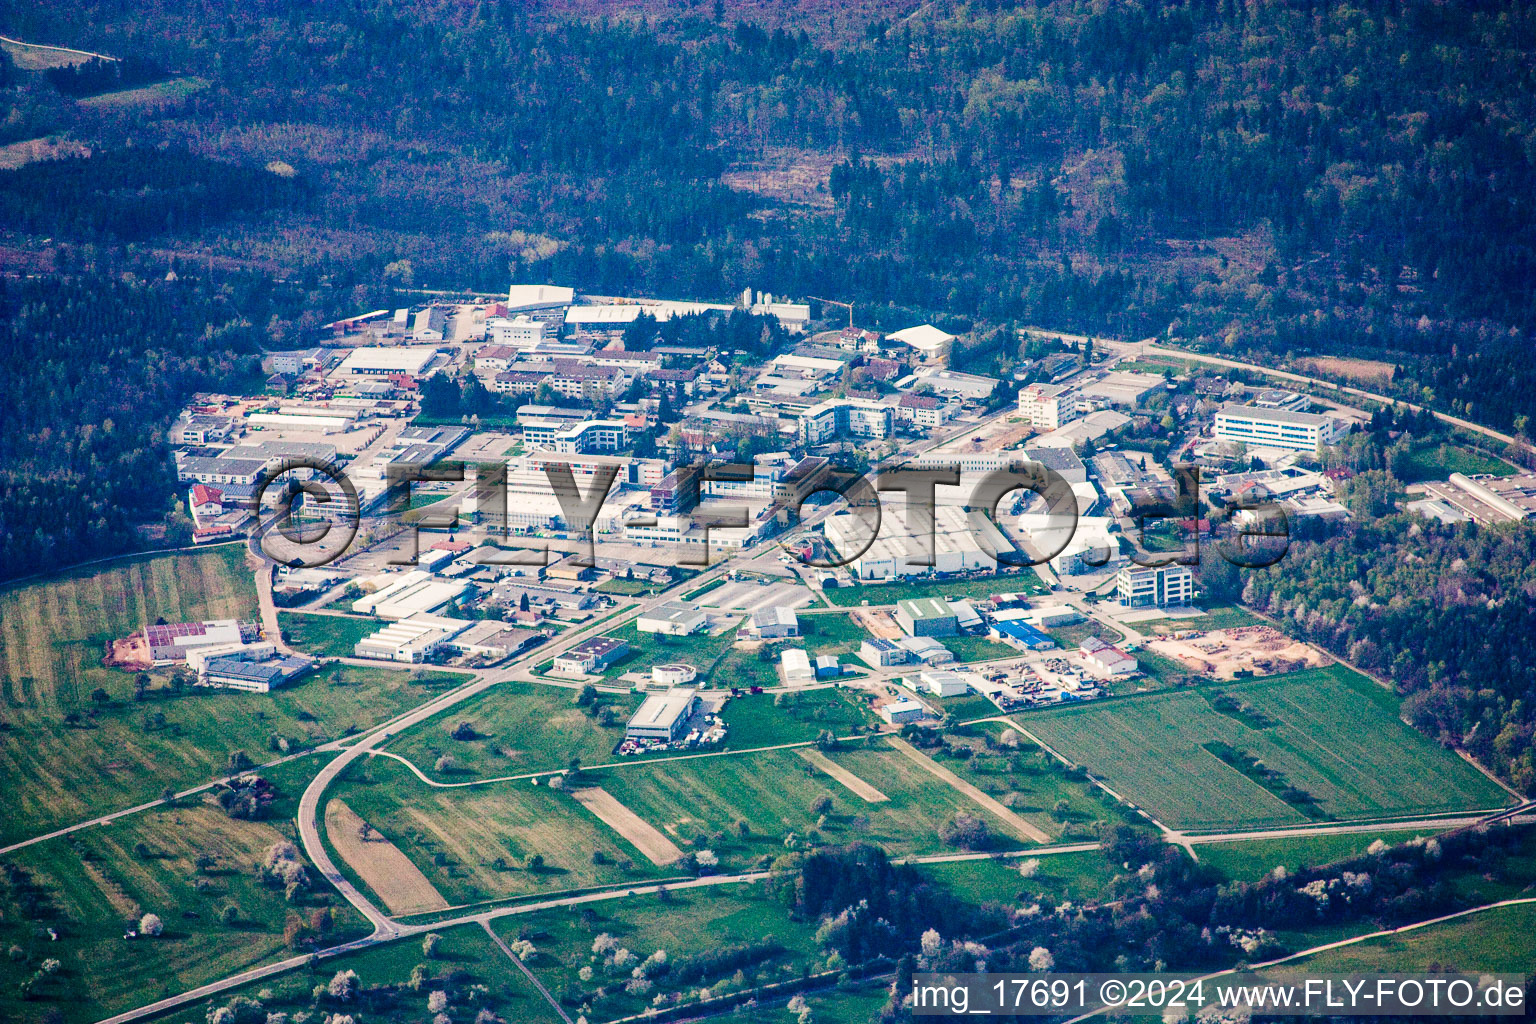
1213, 403, 1346, 452
1115, 564, 1195, 608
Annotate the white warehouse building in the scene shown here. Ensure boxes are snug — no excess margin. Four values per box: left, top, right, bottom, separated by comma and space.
824, 505, 1014, 580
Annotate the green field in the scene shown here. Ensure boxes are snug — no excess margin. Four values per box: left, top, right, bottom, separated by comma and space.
1394, 441, 1518, 483
597, 739, 1032, 872
798, 611, 871, 656
916, 851, 1122, 907
0, 658, 460, 847
499, 881, 823, 1022
277, 611, 379, 657
141, 921, 563, 1024
934, 721, 1128, 839
1196, 827, 1451, 882
822, 570, 1044, 607
1046, 620, 1125, 649
330, 758, 670, 906
942, 634, 1017, 663
0, 545, 258, 704
718, 688, 878, 748
0, 36, 107, 70
1281, 903, 1536, 975
1139, 604, 1264, 633
0, 802, 368, 1024
383, 679, 641, 779
1019, 667, 1509, 831
591, 618, 742, 679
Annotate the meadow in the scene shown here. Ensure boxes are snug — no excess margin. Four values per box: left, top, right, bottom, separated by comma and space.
328, 758, 671, 907
0, 658, 460, 847
821, 570, 1045, 607
934, 721, 1130, 840
594, 738, 1035, 872
915, 850, 1122, 908
718, 687, 878, 748
1019, 667, 1509, 831
139, 920, 563, 1024
590, 618, 742, 680
1280, 903, 1536, 975
500, 881, 823, 1022
0, 544, 257, 706
796, 611, 872, 657
0, 802, 368, 1024
277, 611, 380, 658
382, 679, 641, 779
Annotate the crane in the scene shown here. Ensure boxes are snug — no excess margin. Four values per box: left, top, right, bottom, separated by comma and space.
810, 296, 854, 331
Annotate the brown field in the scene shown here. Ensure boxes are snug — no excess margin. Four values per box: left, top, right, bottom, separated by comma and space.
0, 36, 112, 70
325, 799, 449, 915
0, 136, 90, 170
887, 737, 1050, 843
1146, 625, 1330, 680
571, 787, 684, 866
850, 606, 904, 640
1297, 355, 1396, 384
797, 747, 889, 802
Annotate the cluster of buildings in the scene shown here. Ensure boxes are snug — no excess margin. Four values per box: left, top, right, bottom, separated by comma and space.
121, 619, 316, 693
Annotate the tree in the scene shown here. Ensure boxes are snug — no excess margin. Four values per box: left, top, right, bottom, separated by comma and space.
90, 687, 110, 704
450, 721, 477, 740
810, 795, 833, 816
139, 913, 164, 936
1028, 946, 1054, 971
434, 755, 457, 773
937, 813, 991, 851
427, 991, 449, 1014
327, 969, 358, 1001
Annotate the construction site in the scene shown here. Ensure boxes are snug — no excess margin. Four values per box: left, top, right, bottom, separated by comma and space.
1145, 624, 1331, 679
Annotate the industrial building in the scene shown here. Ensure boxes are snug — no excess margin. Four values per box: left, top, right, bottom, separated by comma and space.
637, 602, 708, 636
878, 698, 929, 725
895, 636, 954, 664
895, 598, 959, 637
1116, 564, 1195, 608
1213, 403, 1346, 452
919, 670, 971, 697
1076, 370, 1166, 409
1081, 636, 1139, 677
200, 653, 316, 692
747, 606, 800, 639
824, 506, 1014, 580
858, 637, 909, 668
351, 571, 469, 620
353, 616, 471, 663
335, 347, 440, 377
887, 324, 955, 364
552, 635, 630, 675
781, 648, 814, 682
988, 620, 1057, 651
625, 688, 701, 743
144, 620, 261, 664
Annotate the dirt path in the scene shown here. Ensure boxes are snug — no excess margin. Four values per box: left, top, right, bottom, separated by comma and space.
571, 787, 683, 866
796, 748, 888, 803
886, 737, 1051, 843
324, 800, 449, 916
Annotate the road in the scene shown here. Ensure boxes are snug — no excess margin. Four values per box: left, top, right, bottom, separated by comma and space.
1035, 329, 1522, 450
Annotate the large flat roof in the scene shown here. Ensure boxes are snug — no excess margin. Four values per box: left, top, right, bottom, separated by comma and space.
1217, 403, 1332, 426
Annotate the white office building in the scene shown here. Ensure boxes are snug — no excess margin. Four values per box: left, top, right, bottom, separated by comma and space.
1213, 403, 1346, 452
1017, 383, 1080, 430
1115, 564, 1195, 608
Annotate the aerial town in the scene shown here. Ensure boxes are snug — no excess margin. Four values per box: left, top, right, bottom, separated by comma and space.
7, 4, 1536, 1019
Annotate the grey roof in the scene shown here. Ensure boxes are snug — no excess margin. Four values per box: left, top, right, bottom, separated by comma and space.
204, 655, 312, 685
1217, 403, 1331, 426
1023, 446, 1086, 472
750, 606, 799, 628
